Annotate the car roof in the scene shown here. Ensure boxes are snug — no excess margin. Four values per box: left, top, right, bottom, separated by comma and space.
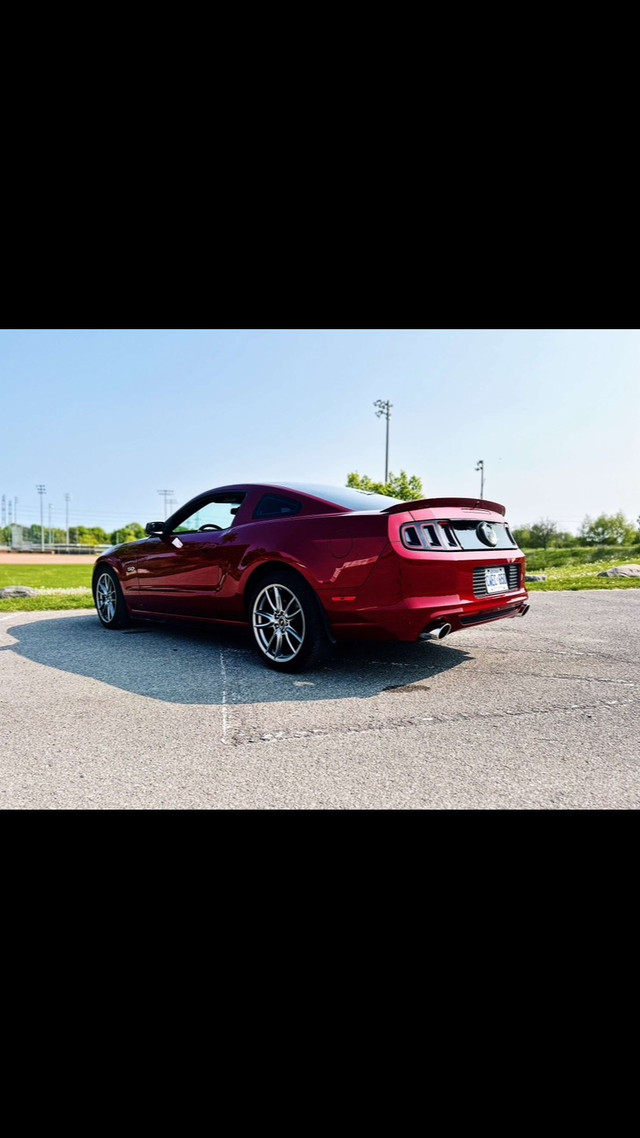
188, 483, 403, 512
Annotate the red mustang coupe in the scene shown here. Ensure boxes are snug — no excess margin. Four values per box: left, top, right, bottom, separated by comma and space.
92, 482, 529, 671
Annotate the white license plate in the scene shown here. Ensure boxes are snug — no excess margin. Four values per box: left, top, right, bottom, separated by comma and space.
485, 567, 508, 593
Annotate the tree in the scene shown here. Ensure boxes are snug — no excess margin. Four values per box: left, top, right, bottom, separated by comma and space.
512, 526, 532, 548
347, 470, 424, 500
579, 512, 635, 545
529, 519, 559, 549
512, 520, 577, 548
109, 522, 145, 544
69, 525, 110, 546
554, 530, 578, 547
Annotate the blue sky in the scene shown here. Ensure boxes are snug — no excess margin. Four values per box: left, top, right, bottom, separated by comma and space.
1, 328, 638, 535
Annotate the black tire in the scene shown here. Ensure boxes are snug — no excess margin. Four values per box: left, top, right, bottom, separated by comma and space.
93, 566, 131, 629
248, 569, 332, 672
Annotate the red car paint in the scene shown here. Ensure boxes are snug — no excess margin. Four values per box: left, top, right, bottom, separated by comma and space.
93, 483, 529, 656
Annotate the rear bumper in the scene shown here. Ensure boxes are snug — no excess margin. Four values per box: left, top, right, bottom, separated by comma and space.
458, 601, 530, 626
324, 591, 530, 642
318, 545, 529, 642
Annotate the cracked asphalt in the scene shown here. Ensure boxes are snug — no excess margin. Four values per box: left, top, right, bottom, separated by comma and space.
1, 590, 639, 808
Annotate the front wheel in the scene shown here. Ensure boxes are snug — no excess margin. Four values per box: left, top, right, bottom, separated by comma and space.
248, 570, 332, 672
93, 566, 131, 629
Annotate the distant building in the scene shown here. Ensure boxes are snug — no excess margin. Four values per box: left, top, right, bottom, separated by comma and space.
10, 524, 34, 550
7, 524, 106, 555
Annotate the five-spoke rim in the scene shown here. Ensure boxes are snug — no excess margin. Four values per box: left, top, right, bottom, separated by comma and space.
252, 583, 305, 661
96, 572, 117, 623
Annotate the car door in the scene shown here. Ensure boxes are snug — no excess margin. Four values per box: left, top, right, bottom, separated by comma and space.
135, 495, 245, 618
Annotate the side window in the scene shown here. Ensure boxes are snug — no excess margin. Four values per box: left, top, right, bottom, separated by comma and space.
173, 495, 245, 533
253, 495, 302, 520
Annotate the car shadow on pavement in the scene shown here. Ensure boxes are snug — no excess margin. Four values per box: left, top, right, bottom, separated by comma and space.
0, 612, 472, 705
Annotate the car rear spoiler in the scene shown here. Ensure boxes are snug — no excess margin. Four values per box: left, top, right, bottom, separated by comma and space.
382, 496, 506, 517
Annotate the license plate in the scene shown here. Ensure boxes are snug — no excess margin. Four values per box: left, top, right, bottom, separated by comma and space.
485, 567, 508, 593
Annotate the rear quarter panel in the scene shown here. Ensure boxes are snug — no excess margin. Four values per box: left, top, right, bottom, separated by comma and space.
236, 512, 391, 593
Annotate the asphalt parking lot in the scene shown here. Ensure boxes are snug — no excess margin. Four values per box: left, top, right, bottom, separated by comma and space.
2, 591, 639, 809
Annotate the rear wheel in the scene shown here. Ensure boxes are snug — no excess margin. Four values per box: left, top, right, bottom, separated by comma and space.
249, 570, 332, 672
93, 566, 131, 629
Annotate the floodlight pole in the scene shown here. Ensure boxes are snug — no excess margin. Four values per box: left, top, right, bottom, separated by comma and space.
65, 493, 71, 546
475, 460, 485, 499
36, 484, 46, 552
373, 399, 392, 483
158, 489, 174, 520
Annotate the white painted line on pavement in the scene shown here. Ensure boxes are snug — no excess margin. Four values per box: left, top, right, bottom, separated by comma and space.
220, 649, 230, 744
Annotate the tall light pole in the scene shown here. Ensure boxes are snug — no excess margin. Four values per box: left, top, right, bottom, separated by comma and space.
373, 399, 392, 483
475, 460, 485, 499
36, 485, 46, 552
48, 502, 54, 547
158, 489, 174, 520
65, 493, 71, 546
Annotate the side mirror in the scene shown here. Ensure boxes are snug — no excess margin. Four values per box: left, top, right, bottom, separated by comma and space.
145, 521, 166, 536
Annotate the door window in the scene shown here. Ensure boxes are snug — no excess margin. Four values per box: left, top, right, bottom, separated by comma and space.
172, 495, 245, 534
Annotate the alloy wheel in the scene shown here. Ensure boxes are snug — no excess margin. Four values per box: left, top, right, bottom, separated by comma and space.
96, 571, 117, 624
252, 583, 305, 662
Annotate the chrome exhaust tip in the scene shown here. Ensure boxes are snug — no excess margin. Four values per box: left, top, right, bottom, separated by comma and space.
420, 622, 452, 641
520, 603, 530, 616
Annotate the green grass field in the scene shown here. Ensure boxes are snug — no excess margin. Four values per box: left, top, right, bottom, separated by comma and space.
522, 545, 640, 591
0, 564, 95, 611
525, 572, 640, 591
0, 565, 92, 587
523, 545, 640, 571
1, 547, 639, 612
0, 594, 96, 611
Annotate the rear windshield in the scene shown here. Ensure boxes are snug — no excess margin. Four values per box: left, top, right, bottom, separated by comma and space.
276, 483, 403, 511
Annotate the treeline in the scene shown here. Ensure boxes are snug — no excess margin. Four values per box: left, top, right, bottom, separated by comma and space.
3, 507, 640, 552
513, 512, 640, 549
346, 474, 640, 550
0, 522, 146, 546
